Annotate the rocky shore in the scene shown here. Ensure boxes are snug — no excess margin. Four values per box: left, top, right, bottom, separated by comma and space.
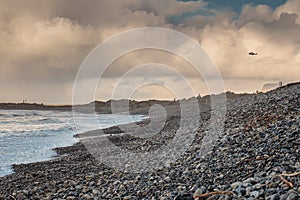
0, 83, 299, 200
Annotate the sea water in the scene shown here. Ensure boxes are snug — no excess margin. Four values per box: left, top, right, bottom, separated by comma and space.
0, 109, 146, 177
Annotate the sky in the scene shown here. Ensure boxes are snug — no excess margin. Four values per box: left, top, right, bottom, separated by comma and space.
0, 0, 299, 104
202, 0, 287, 13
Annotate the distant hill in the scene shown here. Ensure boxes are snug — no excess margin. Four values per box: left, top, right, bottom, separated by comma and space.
2, 83, 299, 114
0, 103, 72, 111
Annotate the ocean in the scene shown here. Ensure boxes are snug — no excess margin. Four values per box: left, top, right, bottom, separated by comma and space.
0, 109, 146, 177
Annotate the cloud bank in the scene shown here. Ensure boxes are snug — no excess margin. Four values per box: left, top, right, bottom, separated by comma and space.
0, 0, 299, 103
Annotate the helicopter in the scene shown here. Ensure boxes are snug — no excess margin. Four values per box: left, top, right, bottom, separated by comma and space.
249, 52, 258, 56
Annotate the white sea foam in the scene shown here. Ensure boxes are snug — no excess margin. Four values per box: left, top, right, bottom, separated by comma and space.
0, 109, 146, 177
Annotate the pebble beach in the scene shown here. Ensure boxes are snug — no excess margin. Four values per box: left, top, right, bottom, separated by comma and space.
0, 82, 299, 200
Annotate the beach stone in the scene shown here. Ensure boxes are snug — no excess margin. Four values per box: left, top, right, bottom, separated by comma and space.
230, 181, 243, 189
174, 193, 193, 200
89, 181, 95, 186
266, 194, 280, 200
92, 189, 100, 195
124, 195, 132, 200
245, 186, 253, 195
16, 193, 25, 199
164, 176, 171, 182
57, 188, 66, 194
253, 183, 263, 189
235, 187, 246, 197
193, 188, 203, 197
68, 191, 78, 196
114, 180, 121, 185
22, 190, 29, 195
160, 197, 168, 200
81, 194, 91, 199
135, 175, 141, 181
75, 185, 82, 190
82, 187, 89, 193
249, 191, 260, 198
190, 184, 198, 192
286, 192, 299, 200
177, 186, 186, 193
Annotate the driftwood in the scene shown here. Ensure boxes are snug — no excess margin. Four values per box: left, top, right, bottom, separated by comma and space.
281, 171, 300, 177
275, 171, 300, 188
274, 171, 300, 188
277, 175, 293, 188
193, 191, 234, 199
